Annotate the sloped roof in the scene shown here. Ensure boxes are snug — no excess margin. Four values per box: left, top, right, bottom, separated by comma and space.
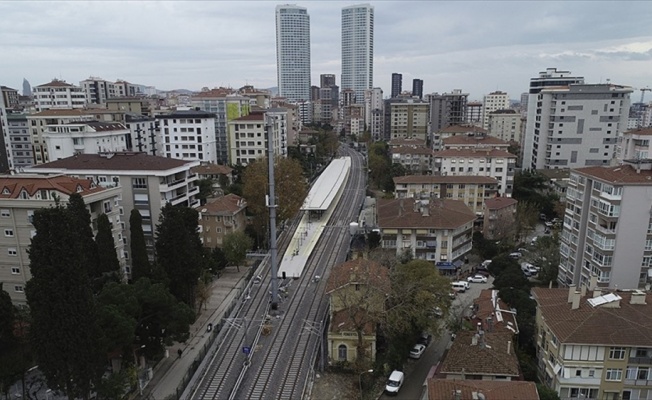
532, 288, 652, 346
438, 124, 488, 134
624, 127, 652, 136
485, 197, 517, 210
329, 309, 375, 335
574, 164, 652, 185
198, 194, 246, 215
472, 289, 519, 335
29, 152, 192, 171
191, 163, 233, 176
394, 175, 498, 185
325, 258, 389, 294
31, 109, 89, 117
36, 79, 74, 87
0, 175, 105, 199
433, 148, 516, 158
428, 379, 539, 400
378, 198, 475, 229
391, 146, 434, 156
442, 135, 509, 146
440, 331, 520, 377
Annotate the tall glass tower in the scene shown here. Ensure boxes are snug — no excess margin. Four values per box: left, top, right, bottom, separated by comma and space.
341, 4, 374, 105
275, 5, 311, 102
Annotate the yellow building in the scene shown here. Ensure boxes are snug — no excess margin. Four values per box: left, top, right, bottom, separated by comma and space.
533, 282, 652, 400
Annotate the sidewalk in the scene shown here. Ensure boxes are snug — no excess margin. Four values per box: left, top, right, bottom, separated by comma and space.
139, 267, 249, 400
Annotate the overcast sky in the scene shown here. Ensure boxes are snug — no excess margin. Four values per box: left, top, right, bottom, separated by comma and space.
2, 1, 652, 101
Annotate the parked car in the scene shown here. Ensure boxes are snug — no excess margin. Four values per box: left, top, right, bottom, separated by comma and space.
418, 332, 432, 346
475, 269, 491, 277
385, 370, 404, 394
481, 259, 492, 268
433, 307, 444, 318
509, 252, 522, 259
467, 274, 488, 283
451, 281, 469, 292
409, 344, 426, 359
521, 262, 538, 276
544, 221, 554, 227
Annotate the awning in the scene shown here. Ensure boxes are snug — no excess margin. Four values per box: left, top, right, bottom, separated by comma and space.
453, 260, 464, 268
436, 262, 455, 270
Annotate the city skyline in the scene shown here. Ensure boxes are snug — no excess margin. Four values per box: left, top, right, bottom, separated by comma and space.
1, 1, 651, 100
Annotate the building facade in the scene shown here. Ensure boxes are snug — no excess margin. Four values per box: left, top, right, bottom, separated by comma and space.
33, 79, 86, 112
559, 162, 652, 289
80, 77, 117, 105
412, 79, 423, 99
6, 112, 32, 169
466, 101, 483, 127
43, 121, 130, 160
391, 73, 402, 98
389, 98, 429, 141
364, 88, 384, 141
426, 90, 468, 134
275, 4, 311, 102
27, 109, 95, 165
228, 110, 288, 166
156, 110, 218, 163
341, 4, 374, 105
488, 109, 523, 143
618, 127, 652, 161
483, 197, 518, 240
197, 194, 247, 248
482, 91, 510, 130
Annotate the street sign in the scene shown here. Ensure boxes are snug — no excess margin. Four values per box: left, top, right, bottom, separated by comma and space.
243, 346, 251, 355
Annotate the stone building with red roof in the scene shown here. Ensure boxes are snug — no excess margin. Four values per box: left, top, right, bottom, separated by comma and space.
196, 194, 247, 248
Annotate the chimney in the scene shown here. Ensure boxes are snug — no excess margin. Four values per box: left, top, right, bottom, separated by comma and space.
471, 334, 478, 346
630, 290, 647, 305
567, 284, 576, 303
589, 274, 598, 291
571, 291, 581, 310
421, 204, 430, 217
507, 340, 511, 355
413, 200, 419, 212
593, 287, 602, 298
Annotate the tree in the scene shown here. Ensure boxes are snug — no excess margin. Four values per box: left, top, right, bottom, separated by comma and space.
222, 231, 254, 272
196, 178, 215, 205
26, 205, 105, 399
537, 384, 561, 400
526, 235, 560, 286
514, 201, 539, 243
366, 231, 381, 250
129, 209, 151, 281
155, 204, 204, 308
95, 213, 121, 282
67, 193, 100, 279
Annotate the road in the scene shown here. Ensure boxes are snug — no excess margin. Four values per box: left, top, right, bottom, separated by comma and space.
379, 277, 494, 400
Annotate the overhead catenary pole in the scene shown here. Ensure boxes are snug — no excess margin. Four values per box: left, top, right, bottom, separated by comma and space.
266, 116, 279, 310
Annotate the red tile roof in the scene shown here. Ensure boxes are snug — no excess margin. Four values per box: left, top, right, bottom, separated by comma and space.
391, 146, 434, 155
191, 163, 233, 176
36, 79, 74, 88
29, 152, 193, 171
434, 148, 516, 158
532, 288, 652, 346
428, 379, 539, 400
574, 164, 652, 185
388, 138, 427, 147
394, 175, 498, 185
438, 124, 488, 134
0, 175, 105, 199
484, 197, 517, 210
329, 309, 375, 335
198, 194, 246, 215
377, 198, 475, 229
471, 289, 519, 335
439, 331, 520, 377
325, 258, 390, 294
192, 88, 236, 98
232, 113, 265, 122
443, 135, 509, 146
30, 109, 89, 117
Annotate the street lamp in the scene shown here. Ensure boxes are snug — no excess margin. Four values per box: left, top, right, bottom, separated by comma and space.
359, 369, 373, 399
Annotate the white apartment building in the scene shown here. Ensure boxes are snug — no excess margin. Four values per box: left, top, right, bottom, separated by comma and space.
488, 109, 523, 143
432, 124, 491, 151
33, 79, 87, 112
228, 109, 288, 166
156, 110, 218, 163
80, 77, 117, 105
275, 4, 311, 102
125, 114, 162, 157
482, 91, 510, 130
341, 4, 374, 105
433, 148, 516, 197
28, 109, 95, 165
364, 88, 384, 141
0, 175, 124, 305
43, 121, 130, 160
6, 112, 31, 169
559, 161, 652, 289
524, 83, 632, 170
28, 152, 200, 272
618, 127, 652, 162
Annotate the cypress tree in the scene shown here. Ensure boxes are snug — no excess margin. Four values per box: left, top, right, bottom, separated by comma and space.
129, 209, 151, 281
95, 213, 121, 277
67, 193, 100, 278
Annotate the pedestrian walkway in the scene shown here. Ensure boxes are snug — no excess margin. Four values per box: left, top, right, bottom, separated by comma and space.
139, 267, 249, 400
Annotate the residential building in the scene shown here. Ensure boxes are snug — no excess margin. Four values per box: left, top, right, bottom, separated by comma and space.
466, 101, 483, 127
433, 148, 517, 197
326, 258, 389, 363
196, 194, 247, 248
488, 109, 523, 143
114, 80, 140, 98
432, 124, 491, 151
275, 4, 311, 102
33, 79, 86, 112
391, 73, 402, 98
320, 74, 336, 88
125, 114, 161, 156
482, 91, 510, 130
0, 175, 124, 305
426, 90, 468, 133
537, 168, 570, 203
27, 109, 95, 165
559, 162, 652, 289
389, 98, 429, 141
393, 175, 498, 216
191, 90, 251, 164
533, 285, 652, 400
390, 145, 434, 174
106, 97, 151, 116
228, 109, 288, 166
377, 197, 475, 263
43, 121, 130, 160
619, 127, 652, 161
80, 77, 117, 105
412, 78, 423, 99
364, 88, 384, 141
6, 112, 33, 169
28, 152, 200, 268
0, 96, 10, 172
483, 197, 518, 240
156, 110, 218, 163
441, 134, 511, 152
427, 380, 539, 400
439, 330, 520, 380
190, 163, 233, 190
1, 86, 19, 108
239, 85, 272, 109
522, 68, 584, 170
341, 4, 374, 105
471, 289, 519, 335
524, 83, 632, 170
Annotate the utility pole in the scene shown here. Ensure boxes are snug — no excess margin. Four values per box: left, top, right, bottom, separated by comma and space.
266, 116, 279, 310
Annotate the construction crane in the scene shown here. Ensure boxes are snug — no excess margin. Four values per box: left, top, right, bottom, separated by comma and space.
640, 87, 652, 104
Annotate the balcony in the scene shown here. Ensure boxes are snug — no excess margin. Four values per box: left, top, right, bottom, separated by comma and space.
595, 223, 617, 235
624, 378, 652, 386
593, 236, 615, 251
629, 356, 652, 364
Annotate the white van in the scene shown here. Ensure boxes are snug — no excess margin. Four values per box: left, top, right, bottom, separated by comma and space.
451, 281, 469, 292
385, 370, 404, 394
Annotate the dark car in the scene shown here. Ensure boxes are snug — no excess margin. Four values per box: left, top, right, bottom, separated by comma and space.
418, 332, 432, 346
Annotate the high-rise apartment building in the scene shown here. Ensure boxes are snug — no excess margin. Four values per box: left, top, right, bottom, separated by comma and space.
388, 98, 429, 141
522, 68, 584, 168
6, 112, 32, 169
482, 91, 509, 130
80, 77, 117, 105
320, 74, 336, 88
1, 86, 19, 109
364, 88, 384, 141
466, 101, 483, 127
391, 73, 402, 98
412, 79, 423, 99
523, 83, 632, 170
426, 90, 468, 133
559, 162, 652, 289
341, 4, 374, 105
157, 110, 218, 163
275, 5, 311, 102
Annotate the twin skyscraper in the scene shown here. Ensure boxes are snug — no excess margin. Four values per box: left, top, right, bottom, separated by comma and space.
275, 4, 374, 104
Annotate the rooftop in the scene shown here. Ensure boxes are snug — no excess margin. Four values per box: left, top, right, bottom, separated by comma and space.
0, 175, 105, 199
232, 113, 265, 122
439, 331, 520, 377
377, 198, 475, 229
532, 287, 652, 346
329, 308, 375, 335
391, 146, 434, 156
36, 79, 75, 88
394, 175, 498, 185
472, 290, 519, 335
190, 163, 233, 176
156, 110, 216, 119
428, 379, 539, 400
573, 164, 652, 185
536, 168, 570, 181
31, 109, 89, 117
388, 138, 427, 147
484, 197, 518, 210
438, 124, 488, 135
325, 258, 390, 294
623, 127, 652, 136
442, 135, 510, 146
198, 194, 246, 215
29, 152, 193, 172
434, 148, 516, 158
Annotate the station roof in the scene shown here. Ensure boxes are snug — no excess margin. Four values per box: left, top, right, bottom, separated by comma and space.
301, 157, 351, 211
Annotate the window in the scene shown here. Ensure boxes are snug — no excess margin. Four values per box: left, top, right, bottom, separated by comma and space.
4, 229, 13, 237
8, 248, 17, 256
1, 209, 9, 218
338, 344, 347, 361
11, 267, 19, 274
605, 368, 622, 381
103, 201, 112, 213
14, 285, 24, 293
132, 178, 147, 189
609, 347, 625, 359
